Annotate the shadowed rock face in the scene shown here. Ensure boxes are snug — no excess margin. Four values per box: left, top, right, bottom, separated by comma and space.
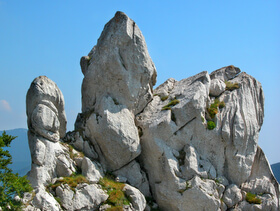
24, 12, 279, 211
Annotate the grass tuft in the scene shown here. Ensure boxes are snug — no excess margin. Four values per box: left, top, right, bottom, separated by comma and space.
160, 96, 168, 101
162, 99, 180, 111
225, 81, 239, 91
99, 175, 130, 207
246, 192, 261, 204
48, 174, 89, 192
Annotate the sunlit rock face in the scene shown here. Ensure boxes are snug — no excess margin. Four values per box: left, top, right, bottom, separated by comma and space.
23, 11, 279, 211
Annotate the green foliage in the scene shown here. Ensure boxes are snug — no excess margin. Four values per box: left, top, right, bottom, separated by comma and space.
207, 121, 216, 130
219, 101, 225, 108
0, 131, 33, 210
246, 192, 261, 204
207, 107, 218, 119
49, 174, 89, 192
207, 98, 225, 119
161, 99, 180, 111
61, 142, 84, 160
106, 207, 123, 211
160, 96, 168, 101
54, 197, 61, 205
99, 174, 130, 208
225, 81, 239, 91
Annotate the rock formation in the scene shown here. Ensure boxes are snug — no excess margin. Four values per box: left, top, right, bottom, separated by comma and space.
22, 11, 279, 211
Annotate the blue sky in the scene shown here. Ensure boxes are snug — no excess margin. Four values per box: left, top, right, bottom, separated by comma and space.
0, 1, 279, 164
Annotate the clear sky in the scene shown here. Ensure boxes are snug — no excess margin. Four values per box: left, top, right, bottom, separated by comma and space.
0, 1, 279, 164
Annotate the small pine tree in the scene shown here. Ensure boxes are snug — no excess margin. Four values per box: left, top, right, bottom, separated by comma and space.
0, 131, 33, 210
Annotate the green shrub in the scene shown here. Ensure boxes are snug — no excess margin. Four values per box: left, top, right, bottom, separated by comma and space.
207, 121, 216, 130
207, 107, 218, 119
225, 81, 239, 91
160, 96, 168, 101
162, 99, 180, 110
219, 101, 225, 108
246, 192, 261, 204
207, 98, 225, 119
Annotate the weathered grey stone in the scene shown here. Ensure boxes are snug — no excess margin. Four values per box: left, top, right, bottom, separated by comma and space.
113, 160, 151, 196
83, 140, 98, 160
26, 76, 66, 142
56, 154, 75, 177
136, 68, 268, 209
81, 157, 104, 183
85, 96, 141, 171
222, 184, 242, 208
81, 11, 156, 115
32, 188, 61, 211
24, 11, 279, 211
210, 78, 226, 96
56, 184, 108, 211
210, 65, 241, 81
123, 184, 146, 211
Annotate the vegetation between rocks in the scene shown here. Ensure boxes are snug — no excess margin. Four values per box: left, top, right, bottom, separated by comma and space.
207, 99, 225, 119
48, 174, 89, 192
246, 192, 262, 204
225, 81, 239, 91
61, 142, 84, 160
160, 96, 168, 101
162, 98, 180, 110
99, 175, 130, 208
207, 121, 216, 130
206, 98, 225, 130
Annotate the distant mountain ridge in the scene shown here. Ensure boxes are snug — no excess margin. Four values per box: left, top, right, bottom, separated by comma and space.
0, 128, 31, 176
271, 162, 280, 183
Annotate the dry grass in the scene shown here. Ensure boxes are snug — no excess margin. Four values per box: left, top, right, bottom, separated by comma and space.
49, 175, 89, 191
225, 81, 239, 91
99, 175, 130, 207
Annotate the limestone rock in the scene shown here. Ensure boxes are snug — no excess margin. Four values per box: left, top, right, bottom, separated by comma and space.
24, 12, 279, 211
113, 160, 151, 196
26, 76, 66, 142
135, 66, 269, 209
222, 184, 242, 208
81, 11, 157, 115
123, 184, 146, 211
85, 95, 141, 170
210, 65, 241, 81
81, 157, 104, 183
210, 78, 226, 96
78, 11, 157, 172
32, 188, 61, 211
55, 184, 108, 210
